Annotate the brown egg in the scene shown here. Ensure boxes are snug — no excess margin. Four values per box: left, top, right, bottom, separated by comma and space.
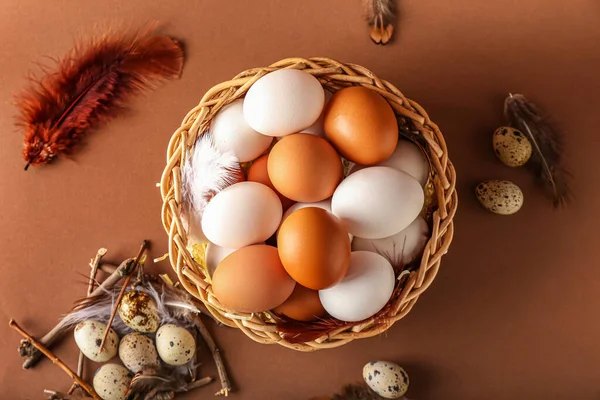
268, 134, 343, 202
278, 207, 350, 290
324, 86, 398, 165
248, 154, 295, 211
273, 285, 326, 322
212, 245, 296, 313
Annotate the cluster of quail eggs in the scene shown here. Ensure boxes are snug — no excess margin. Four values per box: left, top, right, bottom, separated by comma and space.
476, 126, 531, 215
73, 290, 197, 400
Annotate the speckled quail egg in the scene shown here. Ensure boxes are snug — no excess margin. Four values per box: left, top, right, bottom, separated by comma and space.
73, 320, 118, 362
363, 361, 409, 399
118, 332, 160, 373
117, 290, 159, 333
93, 363, 132, 400
476, 180, 524, 215
155, 324, 196, 366
493, 126, 532, 167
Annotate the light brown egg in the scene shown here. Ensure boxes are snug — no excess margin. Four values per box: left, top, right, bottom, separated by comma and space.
273, 284, 326, 322
324, 86, 398, 165
268, 134, 343, 202
212, 245, 296, 313
248, 154, 295, 211
278, 207, 350, 290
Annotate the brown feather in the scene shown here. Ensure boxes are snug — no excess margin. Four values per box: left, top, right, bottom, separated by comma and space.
362, 0, 396, 45
504, 94, 572, 207
332, 384, 382, 400
127, 366, 188, 400
15, 26, 184, 169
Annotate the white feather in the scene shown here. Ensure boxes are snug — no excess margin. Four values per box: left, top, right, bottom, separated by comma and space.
61, 284, 201, 335
182, 134, 241, 234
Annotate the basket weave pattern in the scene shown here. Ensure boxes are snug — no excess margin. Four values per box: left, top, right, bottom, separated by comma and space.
160, 57, 458, 351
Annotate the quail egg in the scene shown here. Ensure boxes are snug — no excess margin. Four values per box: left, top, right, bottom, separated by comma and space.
476, 180, 524, 215
118, 332, 160, 373
93, 363, 132, 400
74, 320, 118, 362
117, 290, 159, 333
155, 324, 196, 366
363, 361, 409, 399
493, 126, 532, 167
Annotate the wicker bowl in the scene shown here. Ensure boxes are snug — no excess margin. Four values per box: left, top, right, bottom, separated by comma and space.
160, 57, 457, 351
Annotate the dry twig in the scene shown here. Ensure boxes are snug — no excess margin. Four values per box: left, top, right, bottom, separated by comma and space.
191, 315, 232, 396
99, 240, 149, 351
20, 256, 136, 369
10, 320, 100, 399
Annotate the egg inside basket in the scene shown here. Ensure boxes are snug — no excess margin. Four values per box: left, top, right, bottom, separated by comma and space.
160, 57, 457, 351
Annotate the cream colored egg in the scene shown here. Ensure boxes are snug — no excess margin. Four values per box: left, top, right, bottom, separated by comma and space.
363, 361, 409, 399
493, 127, 532, 167
243, 69, 325, 137
93, 364, 132, 400
476, 180, 524, 215
117, 291, 160, 333
74, 320, 118, 362
206, 242, 237, 276
351, 140, 429, 186
332, 167, 424, 239
352, 216, 429, 267
201, 181, 283, 248
319, 251, 395, 322
211, 99, 273, 162
118, 332, 160, 373
156, 324, 196, 366
300, 90, 332, 137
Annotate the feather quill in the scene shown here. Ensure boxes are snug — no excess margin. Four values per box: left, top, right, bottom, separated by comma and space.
16, 27, 184, 169
504, 94, 571, 207
363, 0, 396, 44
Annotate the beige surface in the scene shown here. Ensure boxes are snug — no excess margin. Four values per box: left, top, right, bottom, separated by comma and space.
1, 1, 599, 399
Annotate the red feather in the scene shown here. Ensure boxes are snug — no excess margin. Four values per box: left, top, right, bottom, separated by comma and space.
16, 27, 184, 169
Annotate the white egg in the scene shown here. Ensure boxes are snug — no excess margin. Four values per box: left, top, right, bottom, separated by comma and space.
243, 69, 325, 137
74, 320, 118, 362
351, 140, 429, 186
332, 166, 424, 239
352, 216, 429, 267
202, 182, 282, 248
118, 332, 160, 373
300, 90, 332, 137
93, 364, 131, 400
117, 291, 160, 333
205, 242, 237, 276
319, 251, 395, 322
211, 99, 273, 162
279, 199, 353, 242
156, 324, 196, 366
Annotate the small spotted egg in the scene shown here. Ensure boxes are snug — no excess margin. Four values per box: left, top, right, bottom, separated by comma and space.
476, 180, 524, 215
118, 332, 160, 373
493, 126, 532, 167
73, 320, 118, 362
155, 324, 196, 366
93, 363, 132, 400
363, 361, 409, 399
117, 290, 159, 333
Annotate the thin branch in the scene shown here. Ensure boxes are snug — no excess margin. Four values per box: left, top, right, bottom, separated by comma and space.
21, 257, 136, 369
99, 240, 149, 351
9, 320, 100, 400
191, 315, 232, 396
68, 248, 107, 395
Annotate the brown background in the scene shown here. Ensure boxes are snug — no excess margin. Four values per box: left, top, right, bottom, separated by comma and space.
1, 0, 599, 399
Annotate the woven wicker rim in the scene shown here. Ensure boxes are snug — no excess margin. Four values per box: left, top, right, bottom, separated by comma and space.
160, 57, 458, 352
